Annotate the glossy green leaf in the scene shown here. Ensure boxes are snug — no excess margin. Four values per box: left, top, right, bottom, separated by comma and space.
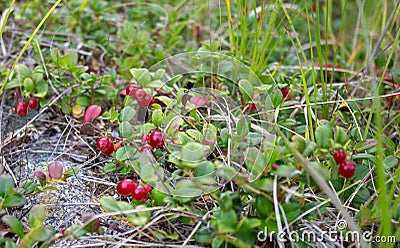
119, 106, 136, 122
315, 125, 333, 149
152, 109, 163, 127
29, 205, 46, 228
238, 79, 253, 100
119, 121, 133, 139
0, 174, 14, 198
2, 215, 25, 238
115, 145, 136, 161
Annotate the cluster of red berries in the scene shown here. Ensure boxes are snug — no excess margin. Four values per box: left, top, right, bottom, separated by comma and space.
141, 130, 165, 152
116, 179, 152, 201
15, 98, 39, 116
125, 84, 157, 107
96, 136, 121, 156
333, 150, 355, 179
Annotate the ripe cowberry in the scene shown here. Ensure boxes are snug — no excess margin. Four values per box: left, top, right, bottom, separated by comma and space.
134, 89, 147, 101
333, 150, 346, 164
281, 88, 290, 98
96, 137, 114, 156
132, 185, 148, 201
149, 131, 165, 148
247, 102, 258, 112
339, 161, 355, 179
16, 101, 28, 116
116, 179, 137, 196
137, 94, 152, 107
126, 84, 139, 97
28, 98, 39, 110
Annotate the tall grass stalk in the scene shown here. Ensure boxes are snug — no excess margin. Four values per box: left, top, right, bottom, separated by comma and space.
0, 0, 64, 93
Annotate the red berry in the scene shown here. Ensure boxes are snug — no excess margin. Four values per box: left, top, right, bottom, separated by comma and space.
16, 101, 28, 116
149, 131, 165, 148
144, 185, 152, 193
137, 94, 152, 107
126, 84, 139, 97
132, 185, 148, 201
271, 164, 278, 170
134, 89, 147, 101
247, 102, 258, 112
28, 98, 39, 110
339, 161, 355, 179
333, 150, 346, 164
117, 179, 137, 196
281, 88, 290, 98
96, 137, 114, 156
140, 144, 152, 152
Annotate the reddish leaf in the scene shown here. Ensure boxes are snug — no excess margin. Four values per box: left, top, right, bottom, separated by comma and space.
48, 162, 63, 179
189, 96, 208, 108
84, 105, 102, 122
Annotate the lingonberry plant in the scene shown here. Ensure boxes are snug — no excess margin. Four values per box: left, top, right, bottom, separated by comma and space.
1, 1, 398, 247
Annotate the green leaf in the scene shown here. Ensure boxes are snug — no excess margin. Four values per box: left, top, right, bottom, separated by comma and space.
194, 161, 215, 177
154, 69, 165, 80
130, 68, 151, 86
245, 148, 267, 181
119, 121, 133, 139
2, 215, 25, 238
194, 227, 213, 244
99, 197, 150, 226
237, 117, 249, 137
384, 156, 399, 169
23, 78, 35, 92
99, 196, 124, 213
315, 125, 333, 149
29, 205, 46, 228
238, 79, 253, 100
217, 209, 237, 233
335, 126, 348, 145
255, 195, 273, 218
20, 226, 55, 248
3, 191, 27, 208
5, 79, 23, 89
76, 95, 92, 107
115, 145, 136, 161
126, 205, 151, 226
152, 109, 163, 127
274, 165, 298, 178
252, 178, 273, 192
147, 79, 164, 88
33, 80, 48, 98
174, 180, 203, 198
0, 174, 14, 198
282, 202, 301, 222
181, 142, 206, 168
119, 106, 136, 122
15, 64, 30, 78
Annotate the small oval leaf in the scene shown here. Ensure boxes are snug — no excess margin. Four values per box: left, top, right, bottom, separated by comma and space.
48, 162, 63, 179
